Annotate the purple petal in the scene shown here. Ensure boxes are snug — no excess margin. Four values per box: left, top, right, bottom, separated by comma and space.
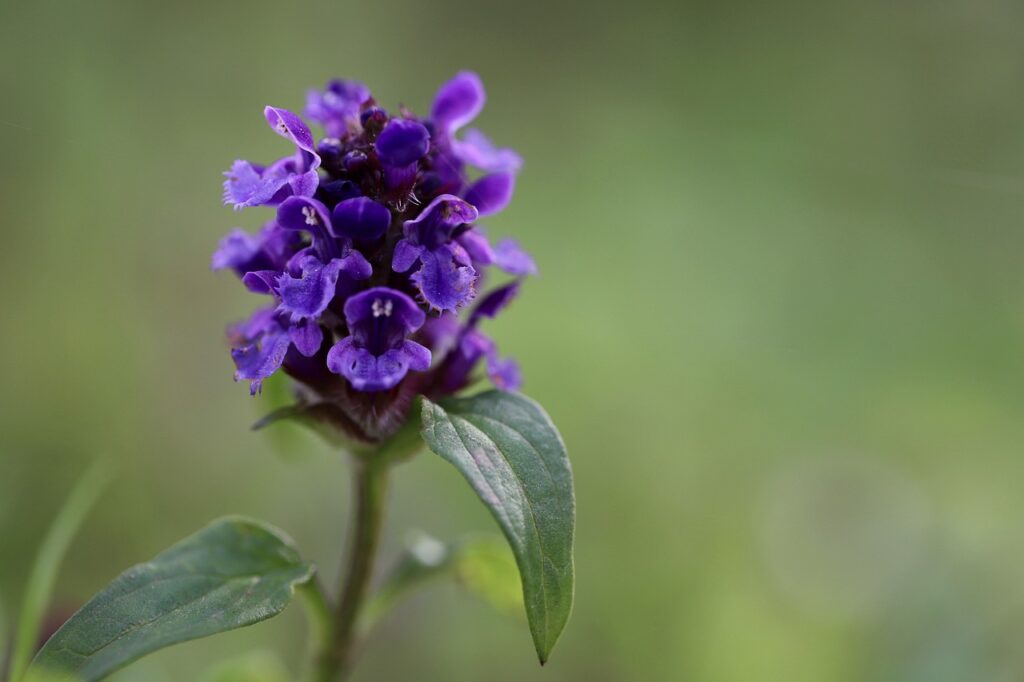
277, 196, 330, 230
326, 338, 432, 392
493, 238, 537, 276
464, 173, 515, 217
471, 281, 520, 323
212, 228, 270, 274
227, 306, 278, 345
289, 169, 319, 198
403, 194, 479, 249
411, 245, 477, 313
242, 270, 279, 295
331, 197, 391, 241
419, 313, 462, 356
222, 160, 290, 210
456, 229, 495, 265
305, 79, 370, 137
338, 250, 373, 281
343, 286, 426, 337
375, 119, 430, 167
276, 196, 335, 253
431, 71, 485, 133
439, 329, 493, 392
289, 319, 324, 357
264, 106, 318, 160
401, 340, 432, 371
392, 239, 424, 273
487, 353, 522, 391
232, 329, 291, 395
276, 255, 345, 322
453, 129, 522, 173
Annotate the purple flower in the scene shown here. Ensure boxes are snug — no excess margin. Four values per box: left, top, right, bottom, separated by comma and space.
214, 72, 536, 438
437, 282, 524, 393
222, 108, 321, 211
326, 288, 431, 392
211, 222, 296, 276
305, 79, 371, 137
392, 194, 480, 312
228, 308, 292, 395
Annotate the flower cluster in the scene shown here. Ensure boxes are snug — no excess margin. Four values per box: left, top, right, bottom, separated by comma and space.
213, 72, 535, 440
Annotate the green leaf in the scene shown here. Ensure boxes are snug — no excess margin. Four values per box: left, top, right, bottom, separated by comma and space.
29, 517, 314, 682
362, 532, 522, 634
10, 460, 114, 682
455, 537, 523, 616
420, 391, 575, 664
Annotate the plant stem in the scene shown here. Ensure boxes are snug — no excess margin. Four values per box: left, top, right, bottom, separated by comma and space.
313, 456, 389, 682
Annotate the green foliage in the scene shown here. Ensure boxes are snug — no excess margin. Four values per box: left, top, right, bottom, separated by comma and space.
197, 651, 291, 682
362, 532, 456, 630
9, 460, 113, 682
29, 518, 313, 682
363, 532, 524, 636
455, 537, 523, 616
421, 391, 575, 664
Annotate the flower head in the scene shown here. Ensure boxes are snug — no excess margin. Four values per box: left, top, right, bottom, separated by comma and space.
214, 72, 534, 441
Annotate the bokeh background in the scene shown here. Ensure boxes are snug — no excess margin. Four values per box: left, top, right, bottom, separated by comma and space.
2, 0, 1024, 680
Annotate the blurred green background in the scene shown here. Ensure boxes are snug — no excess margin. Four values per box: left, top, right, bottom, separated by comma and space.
2, 0, 1024, 680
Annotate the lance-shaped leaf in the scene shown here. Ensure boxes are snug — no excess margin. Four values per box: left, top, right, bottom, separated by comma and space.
420, 391, 575, 664
29, 517, 314, 682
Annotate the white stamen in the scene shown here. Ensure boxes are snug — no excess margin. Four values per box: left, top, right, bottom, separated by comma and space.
302, 206, 318, 226
372, 298, 393, 318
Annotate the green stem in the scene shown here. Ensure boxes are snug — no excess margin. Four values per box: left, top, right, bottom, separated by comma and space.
313, 456, 389, 682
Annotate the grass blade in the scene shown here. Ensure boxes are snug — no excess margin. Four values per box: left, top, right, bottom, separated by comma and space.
8, 460, 114, 682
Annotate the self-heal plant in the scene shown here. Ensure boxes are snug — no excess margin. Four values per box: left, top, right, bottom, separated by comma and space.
22, 72, 574, 682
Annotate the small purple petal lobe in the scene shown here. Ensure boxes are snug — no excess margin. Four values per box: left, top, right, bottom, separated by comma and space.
242, 270, 279, 295
289, 319, 324, 357
264, 106, 317, 156
305, 79, 370, 136
431, 71, 485, 133
472, 281, 520, 322
338, 250, 373, 281
403, 194, 479, 249
493, 238, 538, 275
487, 354, 522, 390
454, 129, 522, 173
464, 173, 515, 217
232, 328, 291, 395
276, 255, 345, 322
212, 228, 261, 272
391, 239, 424, 273
375, 119, 430, 167
411, 245, 477, 313
222, 160, 290, 210
456, 229, 495, 265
